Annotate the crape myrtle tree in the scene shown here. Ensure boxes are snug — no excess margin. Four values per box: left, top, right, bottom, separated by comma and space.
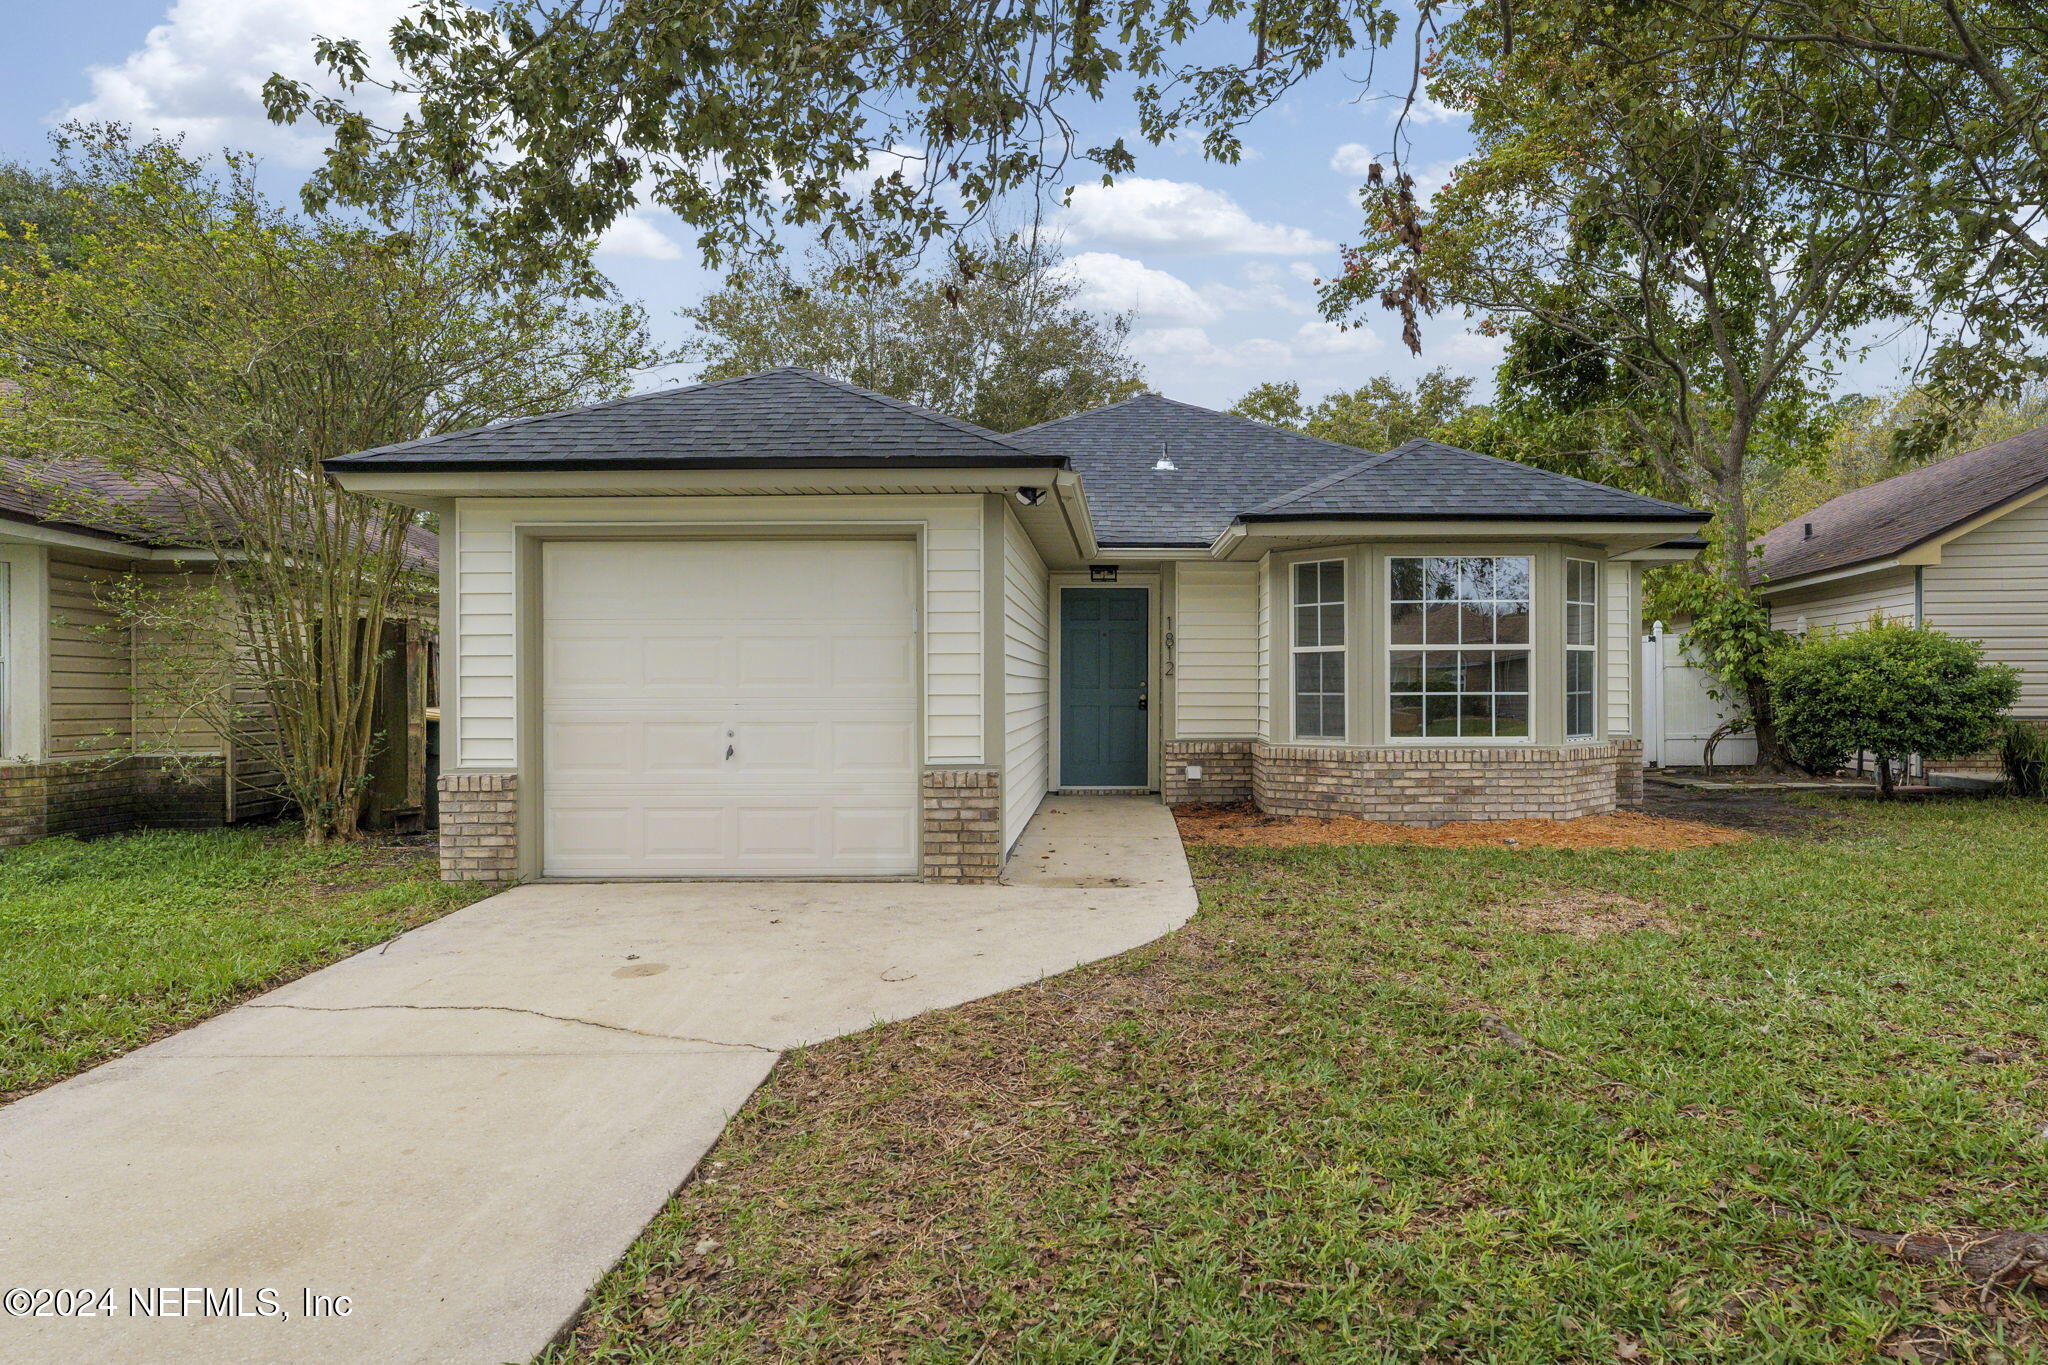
0, 128, 660, 842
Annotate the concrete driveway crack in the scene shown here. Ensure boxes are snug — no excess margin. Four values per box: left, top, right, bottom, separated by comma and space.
245, 1002, 775, 1052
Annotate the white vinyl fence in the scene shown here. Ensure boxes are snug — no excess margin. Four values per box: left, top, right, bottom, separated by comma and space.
1641, 623, 1757, 768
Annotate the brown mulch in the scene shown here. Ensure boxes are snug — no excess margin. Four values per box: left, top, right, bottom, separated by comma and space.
1172, 802, 1749, 851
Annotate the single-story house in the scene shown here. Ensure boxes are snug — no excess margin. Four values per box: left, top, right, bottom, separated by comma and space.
0, 455, 437, 846
325, 367, 1708, 885
1757, 422, 2048, 772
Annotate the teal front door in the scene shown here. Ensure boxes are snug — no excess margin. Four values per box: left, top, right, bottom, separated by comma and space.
1060, 588, 1149, 787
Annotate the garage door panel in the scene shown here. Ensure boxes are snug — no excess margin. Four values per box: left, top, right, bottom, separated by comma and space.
542, 538, 920, 877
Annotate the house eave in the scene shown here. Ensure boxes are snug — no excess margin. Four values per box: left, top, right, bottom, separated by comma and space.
1210, 516, 1711, 562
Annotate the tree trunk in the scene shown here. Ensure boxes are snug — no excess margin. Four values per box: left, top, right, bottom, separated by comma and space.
1876, 753, 1897, 799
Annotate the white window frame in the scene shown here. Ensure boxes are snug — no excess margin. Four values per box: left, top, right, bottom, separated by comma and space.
1290, 558, 1346, 742
1565, 557, 1598, 741
1385, 553, 1535, 744
0, 542, 48, 762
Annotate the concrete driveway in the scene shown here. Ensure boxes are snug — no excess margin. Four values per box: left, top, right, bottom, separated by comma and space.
0, 796, 1193, 1365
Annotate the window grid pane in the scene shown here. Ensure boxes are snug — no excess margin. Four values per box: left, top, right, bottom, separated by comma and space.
1565, 558, 1597, 739
1292, 559, 1346, 741
1388, 555, 1532, 740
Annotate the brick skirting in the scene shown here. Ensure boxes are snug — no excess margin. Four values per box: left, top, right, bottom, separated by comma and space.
438, 771, 520, 883
1162, 740, 1255, 804
921, 767, 1002, 883
0, 755, 227, 850
1250, 739, 1643, 824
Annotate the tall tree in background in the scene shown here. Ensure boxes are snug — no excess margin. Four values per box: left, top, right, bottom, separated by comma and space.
1330, 11, 1919, 765
1230, 368, 1476, 450
1750, 383, 2048, 532
683, 236, 1144, 431
0, 129, 659, 841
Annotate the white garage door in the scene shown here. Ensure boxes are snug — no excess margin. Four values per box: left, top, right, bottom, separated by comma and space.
542, 538, 921, 877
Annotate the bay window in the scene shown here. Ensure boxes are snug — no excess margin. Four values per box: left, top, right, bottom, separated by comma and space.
1291, 559, 1345, 740
1565, 558, 1598, 739
1388, 556, 1531, 739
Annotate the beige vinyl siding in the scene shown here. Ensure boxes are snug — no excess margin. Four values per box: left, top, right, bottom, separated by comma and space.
1000, 505, 1050, 851
1173, 561, 1261, 738
1769, 567, 1917, 636
1603, 559, 1636, 738
451, 494, 986, 770
1922, 493, 2048, 711
1255, 553, 1271, 740
45, 554, 132, 757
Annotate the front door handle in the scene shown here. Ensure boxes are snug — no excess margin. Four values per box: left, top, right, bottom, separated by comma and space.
1138, 689, 1149, 711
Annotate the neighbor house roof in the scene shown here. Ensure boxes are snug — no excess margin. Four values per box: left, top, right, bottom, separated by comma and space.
1012, 397, 1704, 546
0, 454, 438, 569
324, 367, 1065, 472
1238, 438, 1705, 525
1758, 423, 2048, 586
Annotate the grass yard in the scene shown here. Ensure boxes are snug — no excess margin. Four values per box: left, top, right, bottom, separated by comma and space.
0, 826, 489, 1101
556, 797, 2048, 1365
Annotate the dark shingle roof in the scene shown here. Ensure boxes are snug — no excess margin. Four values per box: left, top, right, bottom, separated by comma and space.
1011, 394, 1375, 546
1239, 439, 1705, 525
324, 367, 1061, 472
1759, 424, 2048, 585
1013, 399, 1704, 545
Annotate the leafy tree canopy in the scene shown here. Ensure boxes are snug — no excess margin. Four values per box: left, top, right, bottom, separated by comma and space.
682, 235, 1145, 432
262, 0, 1400, 286
1228, 367, 1475, 452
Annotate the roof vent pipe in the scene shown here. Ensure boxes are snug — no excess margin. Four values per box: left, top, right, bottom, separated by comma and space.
1803, 522, 1814, 539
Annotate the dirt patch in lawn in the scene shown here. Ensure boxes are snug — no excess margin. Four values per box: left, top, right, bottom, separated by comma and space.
1173, 802, 1747, 851
1497, 891, 1684, 938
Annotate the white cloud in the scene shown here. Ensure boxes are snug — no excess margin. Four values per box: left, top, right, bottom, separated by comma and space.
1130, 326, 1289, 370
596, 211, 684, 261
1202, 261, 1312, 316
1330, 143, 1379, 177
1129, 320, 1377, 371
1291, 321, 1383, 357
1061, 177, 1332, 255
1438, 328, 1509, 365
63, 0, 415, 164
1405, 95, 1468, 126
1060, 252, 1219, 325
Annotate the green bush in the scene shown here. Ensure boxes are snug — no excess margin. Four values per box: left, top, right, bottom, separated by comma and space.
1765, 617, 2019, 797
2000, 718, 2048, 797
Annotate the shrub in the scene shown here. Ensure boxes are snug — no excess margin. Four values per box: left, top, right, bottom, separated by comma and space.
2000, 718, 2048, 798
1765, 617, 2019, 797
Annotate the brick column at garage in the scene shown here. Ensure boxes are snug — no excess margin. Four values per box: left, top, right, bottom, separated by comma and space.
921, 768, 1002, 883
438, 772, 520, 883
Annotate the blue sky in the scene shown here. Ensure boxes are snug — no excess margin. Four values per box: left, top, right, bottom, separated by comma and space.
3, 1, 1923, 408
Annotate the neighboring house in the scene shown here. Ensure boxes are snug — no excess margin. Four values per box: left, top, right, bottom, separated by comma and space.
324, 367, 1707, 886
0, 456, 438, 847
1757, 423, 2048, 772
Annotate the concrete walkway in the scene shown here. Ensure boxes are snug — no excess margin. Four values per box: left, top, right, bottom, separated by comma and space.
0, 796, 1193, 1365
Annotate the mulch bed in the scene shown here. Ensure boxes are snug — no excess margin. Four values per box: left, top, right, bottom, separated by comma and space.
1172, 801, 1749, 851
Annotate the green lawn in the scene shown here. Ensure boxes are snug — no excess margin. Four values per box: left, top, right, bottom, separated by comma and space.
0, 826, 489, 1100
555, 797, 2048, 1364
